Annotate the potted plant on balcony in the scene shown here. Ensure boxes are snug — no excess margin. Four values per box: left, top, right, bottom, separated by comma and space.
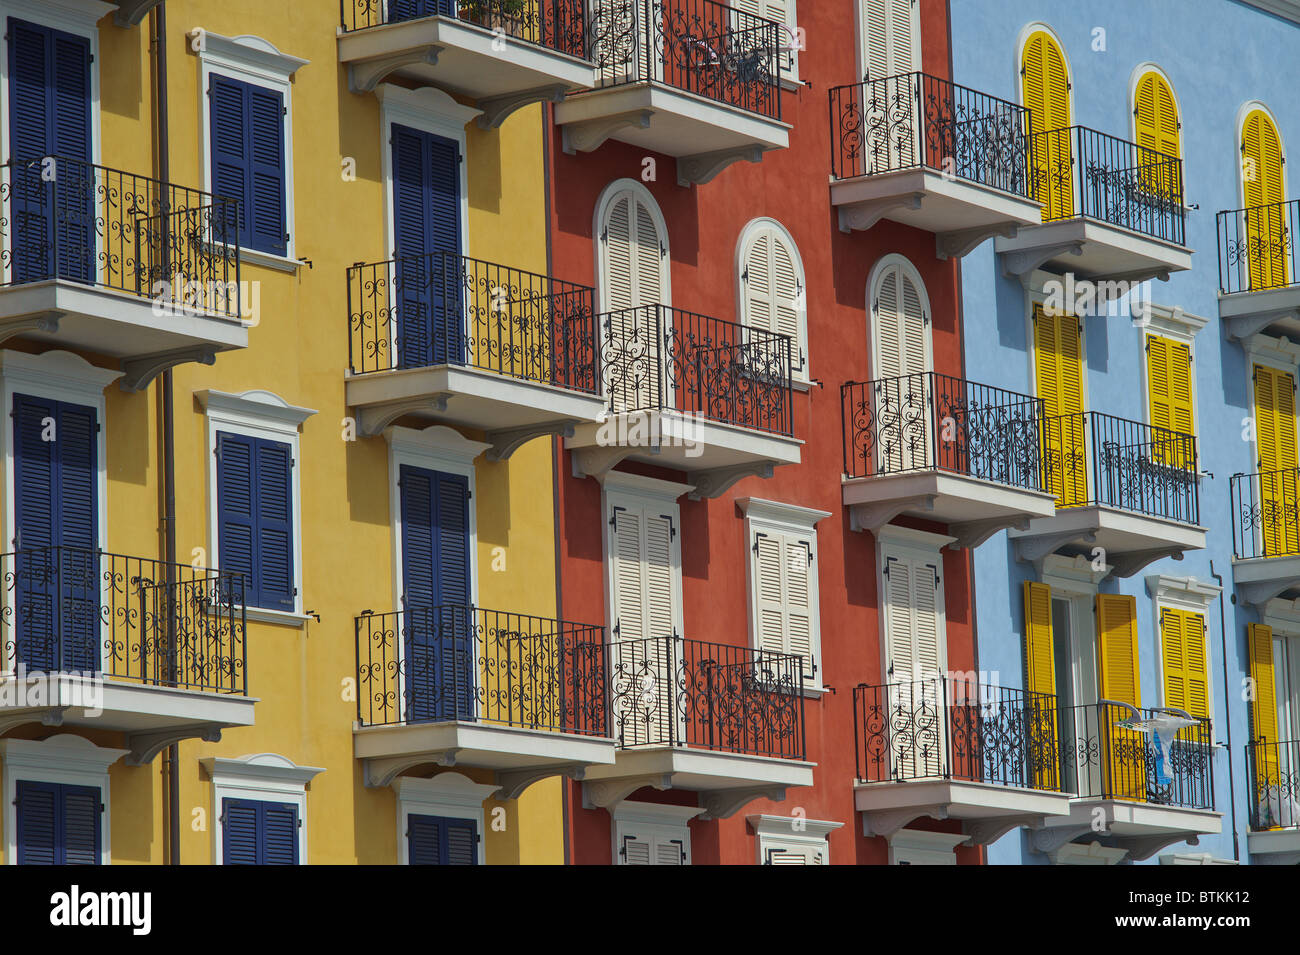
458, 0, 532, 39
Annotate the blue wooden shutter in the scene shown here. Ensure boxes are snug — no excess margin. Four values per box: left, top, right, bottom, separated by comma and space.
260, 801, 299, 865
222, 798, 260, 865
400, 466, 438, 721
15, 780, 58, 864
248, 84, 287, 255
434, 473, 472, 719
392, 125, 434, 369
444, 817, 478, 865
55, 402, 99, 672
217, 432, 258, 607
255, 438, 295, 611
406, 813, 477, 865
426, 133, 464, 365
7, 19, 48, 163
60, 784, 101, 865
389, 1, 453, 24
50, 28, 92, 282
13, 395, 57, 672
209, 74, 248, 244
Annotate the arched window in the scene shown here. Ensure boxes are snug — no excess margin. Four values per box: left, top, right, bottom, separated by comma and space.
1021, 28, 1072, 220
867, 255, 931, 472
594, 179, 669, 314
1133, 70, 1180, 159
1241, 108, 1288, 290
737, 219, 806, 378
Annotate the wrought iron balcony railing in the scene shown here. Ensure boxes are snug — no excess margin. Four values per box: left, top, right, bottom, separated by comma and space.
853, 677, 1062, 791
1247, 737, 1300, 830
340, 0, 589, 58
0, 546, 247, 694
354, 604, 609, 736
1056, 701, 1213, 809
1, 156, 241, 317
346, 251, 601, 394
829, 72, 1034, 199
588, 0, 783, 119
1031, 126, 1185, 244
601, 304, 793, 435
1230, 468, 1300, 560
840, 373, 1045, 492
1218, 199, 1298, 295
610, 634, 805, 759
1041, 411, 1199, 523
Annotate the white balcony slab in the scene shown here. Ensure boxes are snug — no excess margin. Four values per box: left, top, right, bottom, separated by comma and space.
831, 168, 1043, 258
1232, 554, 1300, 607
842, 471, 1057, 545
338, 15, 596, 108
1010, 505, 1206, 578
854, 778, 1074, 844
1218, 284, 1300, 341
0, 672, 256, 766
354, 720, 617, 795
996, 217, 1192, 285
1032, 797, 1222, 862
1248, 827, 1300, 864
555, 83, 789, 185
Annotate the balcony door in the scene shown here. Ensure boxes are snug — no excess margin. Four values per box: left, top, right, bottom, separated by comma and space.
391, 123, 464, 370
856, 0, 921, 172
1096, 594, 1145, 801
1250, 623, 1300, 828
880, 548, 944, 779
1241, 110, 1288, 292
1021, 30, 1072, 222
11, 394, 99, 673
857, 0, 918, 82
398, 464, 473, 722
598, 182, 670, 416
1034, 304, 1087, 506
1253, 363, 1300, 557
869, 258, 930, 474
7, 17, 93, 285
606, 496, 684, 748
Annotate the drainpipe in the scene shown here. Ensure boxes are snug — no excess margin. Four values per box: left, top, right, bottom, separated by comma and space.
1208, 560, 1239, 862
150, 1, 181, 867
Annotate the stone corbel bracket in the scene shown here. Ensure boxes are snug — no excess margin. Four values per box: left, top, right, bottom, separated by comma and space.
348, 45, 444, 95
676, 145, 764, 187
1000, 240, 1083, 285
949, 515, 1030, 550
0, 311, 62, 347
860, 804, 947, 839
496, 763, 588, 800
688, 461, 775, 500
838, 193, 924, 234
485, 420, 577, 462
476, 84, 567, 130
561, 110, 653, 155
356, 393, 451, 436
364, 748, 460, 789
847, 495, 936, 534
936, 222, 1018, 261
126, 725, 223, 767
120, 345, 218, 392
582, 774, 673, 809
697, 786, 785, 820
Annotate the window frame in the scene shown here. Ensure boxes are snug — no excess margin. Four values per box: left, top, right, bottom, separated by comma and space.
593, 177, 672, 315
201, 752, 323, 866
735, 217, 809, 384
1146, 574, 1221, 724
866, 252, 932, 383
195, 30, 306, 271
875, 524, 951, 685
1136, 303, 1206, 446
199, 389, 316, 624
748, 813, 842, 865
393, 773, 499, 865
610, 800, 703, 866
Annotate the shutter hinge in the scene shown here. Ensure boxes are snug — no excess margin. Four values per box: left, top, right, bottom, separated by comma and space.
752, 531, 766, 554
928, 563, 939, 589
466, 489, 472, 499
661, 514, 675, 539
298, 817, 303, 828
95, 423, 101, 433
88, 54, 94, 64
660, 242, 666, 259
282, 106, 287, 117
293, 587, 299, 597
457, 153, 464, 164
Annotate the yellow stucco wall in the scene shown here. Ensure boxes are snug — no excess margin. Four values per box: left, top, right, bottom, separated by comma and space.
0, 0, 564, 865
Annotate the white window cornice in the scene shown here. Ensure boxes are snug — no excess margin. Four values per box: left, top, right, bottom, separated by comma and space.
392, 773, 497, 865
747, 813, 843, 839
737, 497, 830, 531
875, 523, 955, 552
191, 30, 309, 82
1263, 596, 1300, 635
384, 423, 490, 469
599, 469, 695, 502
202, 753, 321, 866
197, 388, 317, 432
1145, 573, 1222, 612
3, 0, 115, 31
1039, 553, 1107, 593
0, 349, 122, 400
1244, 331, 1300, 369
610, 801, 705, 826
375, 83, 483, 135
1136, 302, 1209, 343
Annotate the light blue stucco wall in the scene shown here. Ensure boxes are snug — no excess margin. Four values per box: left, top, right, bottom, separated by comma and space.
949, 0, 1300, 864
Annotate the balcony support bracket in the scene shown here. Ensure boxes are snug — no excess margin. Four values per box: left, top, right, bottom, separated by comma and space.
0, 311, 62, 347
496, 763, 588, 800
936, 222, 1019, 261
861, 804, 948, 839
125, 724, 223, 767
119, 345, 218, 393
1107, 546, 1184, 579
561, 110, 653, 155
949, 515, 1031, 550
476, 84, 568, 130
363, 749, 461, 789
113, 0, 165, 28
676, 145, 764, 188
486, 419, 578, 462
582, 774, 673, 809
1000, 241, 1084, 285
1223, 309, 1299, 342
0, 707, 68, 738
962, 813, 1047, 846
571, 444, 638, 480
1123, 832, 1199, 863
847, 495, 936, 534
1013, 526, 1098, 566
697, 785, 786, 820
348, 45, 445, 95
688, 461, 775, 501
1236, 578, 1294, 609
837, 193, 924, 234
356, 393, 452, 436
1029, 823, 1106, 861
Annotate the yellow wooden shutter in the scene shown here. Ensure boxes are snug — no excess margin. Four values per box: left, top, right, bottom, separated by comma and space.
1242, 110, 1288, 290
1035, 304, 1087, 505
1161, 608, 1208, 720
1146, 334, 1194, 467
1248, 623, 1281, 815
1023, 31, 1072, 221
1254, 364, 1300, 555
1023, 581, 1056, 696
1096, 594, 1140, 707
1134, 72, 1180, 197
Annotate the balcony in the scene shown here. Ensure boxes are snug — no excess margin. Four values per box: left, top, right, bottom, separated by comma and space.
567, 305, 800, 497
1246, 738, 1300, 863
0, 546, 254, 764
555, 0, 788, 186
0, 156, 247, 391
345, 252, 608, 457
1216, 199, 1300, 340
853, 678, 1072, 846
1229, 468, 1300, 606
581, 635, 813, 818
338, 0, 596, 125
1009, 411, 1205, 578
839, 374, 1057, 546
829, 73, 1042, 258
995, 127, 1191, 285
353, 605, 617, 795
1030, 701, 1220, 862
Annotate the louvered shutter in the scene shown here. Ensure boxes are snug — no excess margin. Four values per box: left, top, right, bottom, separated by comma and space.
860, 0, 917, 80
1146, 335, 1194, 467
210, 74, 249, 243
873, 263, 928, 381
883, 552, 943, 777
1023, 31, 1073, 221
1243, 110, 1289, 291
222, 798, 260, 865
56, 401, 99, 672
1134, 73, 1179, 159
426, 132, 464, 364
407, 813, 442, 865
436, 473, 473, 720
15, 780, 59, 865
1254, 365, 1300, 556
1035, 306, 1087, 505
743, 226, 803, 372
620, 834, 653, 865
256, 438, 294, 612
392, 125, 433, 368
13, 395, 57, 672
602, 192, 667, 412
610, 507, 646, 645
445, 817, 478, 865
733, 0, 795, 77
60, 784, 101, 866
399, 465, 436, 611
390, 1, 454, 22
260, 801, 299, 865
50, 29, 92, 281
604, 195, 636, 313
1160, 608, 1205, 717
755, 532, 785, 657
753, 532, 815, 682
247, 84, 286, 255
655, 838, 686, 865
1249, 624, 1280, 746
1023, 581, 1056, 696
785, 538, 814, 681
1096, 594, 1140, 707
217, 432, 258, 606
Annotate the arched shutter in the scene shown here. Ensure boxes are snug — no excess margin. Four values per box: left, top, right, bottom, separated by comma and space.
1134, 73, 1179, 159
1253, 364, 1300, 556
1242, 110, 1288, 290
1023, 31, 1073, 221
602, 189, 667, 312
872, 263, 928, 381
743, 226, 803, 372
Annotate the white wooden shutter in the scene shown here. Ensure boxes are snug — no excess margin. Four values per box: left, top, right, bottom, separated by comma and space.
763, 840, 827, 864
733, 0, 796, 78
645, 511, 675, 641
743, 225, 803, 373
602, 190, 668, 413
610, 507, 645, 644
753, 528, 817, 684
632, 196, 666, 308
882, 549, 945, 778
655, 837, 687, 865
621, 834, 653, 865
605, 194, 635, 313
785, 538, 815, 680
883, 554, 917, 681
618, 827, 690, 865
755, 532, 786, 656
860, 0, 919, 80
